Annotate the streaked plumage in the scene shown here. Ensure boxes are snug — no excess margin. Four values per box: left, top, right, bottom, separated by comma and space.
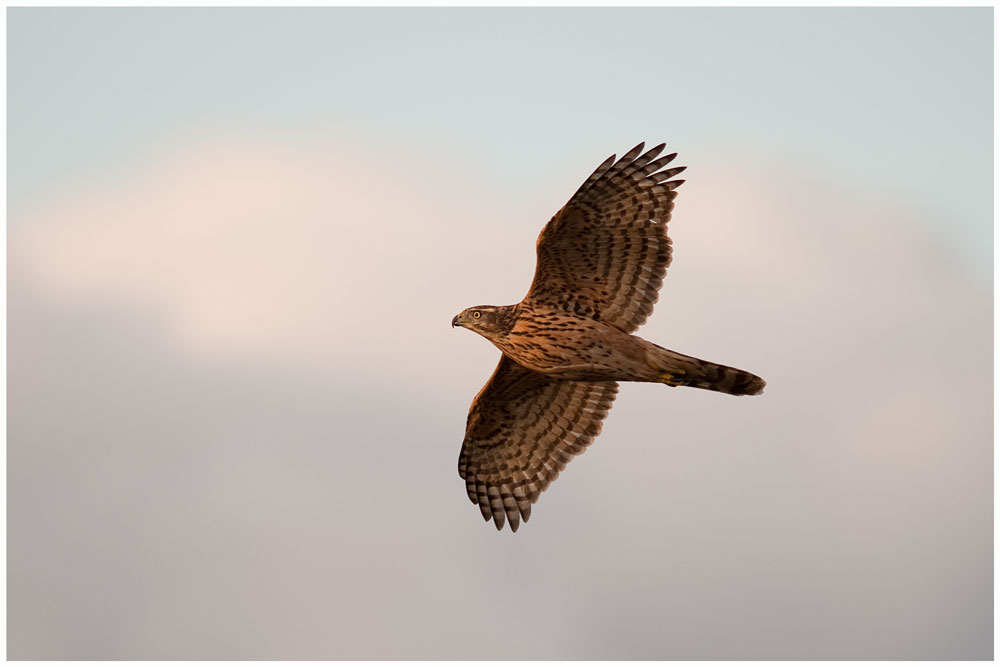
453, 142, 765, 532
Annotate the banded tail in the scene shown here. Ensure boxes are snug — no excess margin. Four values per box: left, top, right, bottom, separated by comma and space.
649, 346, 765, 396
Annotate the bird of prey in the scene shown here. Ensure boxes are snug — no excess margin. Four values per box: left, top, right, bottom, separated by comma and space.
452, 142, 765, 532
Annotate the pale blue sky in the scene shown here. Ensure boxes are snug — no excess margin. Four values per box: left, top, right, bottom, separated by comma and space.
7, 7, 993, 270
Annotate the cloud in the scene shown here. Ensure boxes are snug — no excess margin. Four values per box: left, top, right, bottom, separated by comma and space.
16, 140, 444, 366
8, 138, 992, 659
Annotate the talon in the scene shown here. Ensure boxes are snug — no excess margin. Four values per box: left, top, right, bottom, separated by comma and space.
660, 372, 682, 387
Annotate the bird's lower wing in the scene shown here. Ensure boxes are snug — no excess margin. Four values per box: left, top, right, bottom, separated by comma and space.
458, 355, 619, 532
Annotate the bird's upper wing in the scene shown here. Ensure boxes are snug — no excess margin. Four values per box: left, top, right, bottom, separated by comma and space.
458, 355, 619, 532
523, 142, 686, 333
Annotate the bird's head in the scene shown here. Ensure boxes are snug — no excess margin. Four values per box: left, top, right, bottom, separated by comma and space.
452, 305, 513, 337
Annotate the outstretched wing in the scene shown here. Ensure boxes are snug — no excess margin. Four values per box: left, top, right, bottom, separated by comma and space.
523, 142, 686, 333
458, 355, 619, 532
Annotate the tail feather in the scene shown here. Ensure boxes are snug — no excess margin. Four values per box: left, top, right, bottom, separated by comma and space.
650, 347, 765, 396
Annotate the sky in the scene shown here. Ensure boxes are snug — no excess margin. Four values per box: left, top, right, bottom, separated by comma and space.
6, 6, 994, 660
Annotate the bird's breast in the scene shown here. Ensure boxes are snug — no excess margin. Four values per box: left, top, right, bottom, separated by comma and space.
486, 314, 629, 379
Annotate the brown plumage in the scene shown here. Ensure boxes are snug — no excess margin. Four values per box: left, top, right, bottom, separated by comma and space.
453, 142, 765, 532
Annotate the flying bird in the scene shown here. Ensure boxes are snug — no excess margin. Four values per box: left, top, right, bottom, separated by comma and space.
452, 142, 765, 532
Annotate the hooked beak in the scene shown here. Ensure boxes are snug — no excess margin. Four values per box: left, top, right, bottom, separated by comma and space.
451, 314, 460, 328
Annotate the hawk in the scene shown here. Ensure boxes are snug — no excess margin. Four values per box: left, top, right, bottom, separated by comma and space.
452, 142, 765, 532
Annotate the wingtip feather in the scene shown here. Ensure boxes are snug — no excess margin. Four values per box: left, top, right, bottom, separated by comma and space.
617, 142, 645, 164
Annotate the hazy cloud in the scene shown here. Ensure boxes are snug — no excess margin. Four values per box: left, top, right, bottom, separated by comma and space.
8, 135, 991, 659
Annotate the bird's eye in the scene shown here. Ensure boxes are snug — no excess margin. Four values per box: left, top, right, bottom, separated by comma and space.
473, 311, 481, 319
